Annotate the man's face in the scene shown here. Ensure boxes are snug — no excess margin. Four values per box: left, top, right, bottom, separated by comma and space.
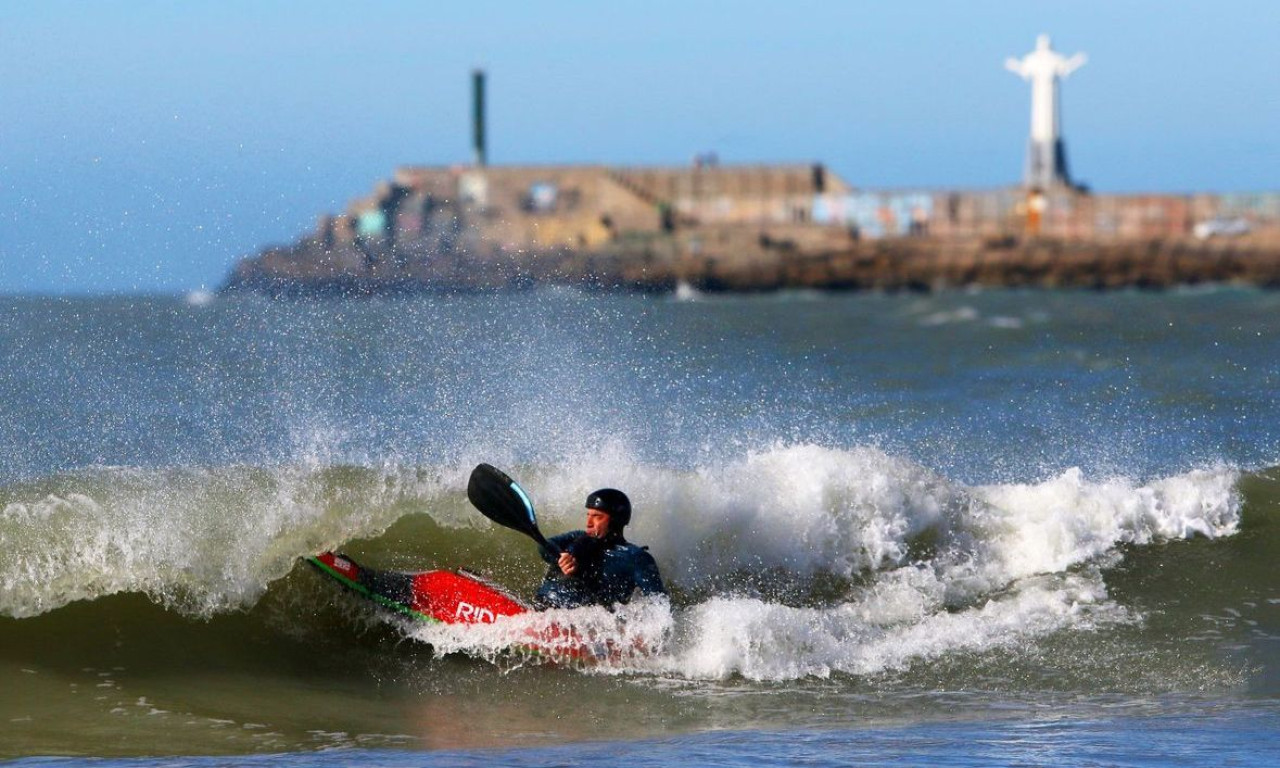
585, 509, 612, 538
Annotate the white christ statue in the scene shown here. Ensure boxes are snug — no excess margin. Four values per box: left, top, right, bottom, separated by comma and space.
1006, 34, 1087, 190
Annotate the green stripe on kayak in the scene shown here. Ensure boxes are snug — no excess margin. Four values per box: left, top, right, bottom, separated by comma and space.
305, 556, 440, 624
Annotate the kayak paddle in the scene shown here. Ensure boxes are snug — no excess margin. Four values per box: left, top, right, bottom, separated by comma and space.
466, 463, 561, 554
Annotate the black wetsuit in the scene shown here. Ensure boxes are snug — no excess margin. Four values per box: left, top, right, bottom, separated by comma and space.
535, 530, 666, 609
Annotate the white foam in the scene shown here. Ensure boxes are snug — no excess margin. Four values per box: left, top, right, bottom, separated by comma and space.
969, 465, 1240, 591
470, 443, 1240, 607
184, 289, 215, 307
0, 445, 1243, 683
0, 465, 427, 618
519, 443, 969, 586
661, 571, 1125, 680
412, 445, 1240, 681
672, 282, 704, 302
627, 447, 1237, 602
919, 306, 980, 326
407, 596, 673, 670
403, 566, 1128, 682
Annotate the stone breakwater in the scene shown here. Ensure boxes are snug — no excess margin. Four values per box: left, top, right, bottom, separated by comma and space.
681, 238, 1280, 292
222, 236, 1280, 296
219, 163, 1280, 296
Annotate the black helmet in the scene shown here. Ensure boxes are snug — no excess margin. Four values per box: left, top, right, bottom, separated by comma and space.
585, 488, 631, 528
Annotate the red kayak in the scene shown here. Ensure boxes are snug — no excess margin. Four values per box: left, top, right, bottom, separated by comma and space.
307, 551, 529, 624
306, 552, 620, 662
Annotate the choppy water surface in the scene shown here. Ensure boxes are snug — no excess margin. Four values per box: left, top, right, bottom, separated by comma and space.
1, 289, 1278, 765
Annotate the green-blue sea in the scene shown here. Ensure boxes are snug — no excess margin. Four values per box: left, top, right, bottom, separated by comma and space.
2, 288, 1278, 766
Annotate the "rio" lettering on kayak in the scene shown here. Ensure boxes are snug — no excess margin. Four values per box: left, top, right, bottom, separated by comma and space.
454, 601, 497, 623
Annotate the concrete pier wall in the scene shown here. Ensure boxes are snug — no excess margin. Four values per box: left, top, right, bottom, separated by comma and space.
223, 162, 1280, 296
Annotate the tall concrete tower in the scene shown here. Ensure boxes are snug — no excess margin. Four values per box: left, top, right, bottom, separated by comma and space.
472, 69, 487, 167
1006, 35, 1086, 190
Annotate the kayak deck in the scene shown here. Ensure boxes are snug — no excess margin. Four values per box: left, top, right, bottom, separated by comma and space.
306, 552, 529, 624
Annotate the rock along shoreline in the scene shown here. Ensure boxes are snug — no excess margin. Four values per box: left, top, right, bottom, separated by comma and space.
222, 236, 1280, 298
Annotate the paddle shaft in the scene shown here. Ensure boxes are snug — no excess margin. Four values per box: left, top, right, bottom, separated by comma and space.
524, 526, 560, 555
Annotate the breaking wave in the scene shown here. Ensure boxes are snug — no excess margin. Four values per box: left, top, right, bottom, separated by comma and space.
0, 444, 1254, 683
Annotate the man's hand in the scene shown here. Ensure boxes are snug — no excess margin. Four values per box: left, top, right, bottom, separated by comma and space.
557, 551, 578, 576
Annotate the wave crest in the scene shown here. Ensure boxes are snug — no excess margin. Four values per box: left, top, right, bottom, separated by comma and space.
0, 444, 1243, 675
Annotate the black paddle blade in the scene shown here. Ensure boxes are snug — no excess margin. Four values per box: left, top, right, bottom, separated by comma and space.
466, 463, 557, 552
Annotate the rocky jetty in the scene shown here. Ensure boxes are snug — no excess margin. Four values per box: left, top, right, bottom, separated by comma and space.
222, 233, 1280, 297
221, 163, 1280, 296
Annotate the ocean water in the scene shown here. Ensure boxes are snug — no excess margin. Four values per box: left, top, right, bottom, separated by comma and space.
1, 288, 1278, 765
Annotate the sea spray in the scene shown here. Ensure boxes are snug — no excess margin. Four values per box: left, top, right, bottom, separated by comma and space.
0, 442, 1246, 688
661, 572, 1123, 681
514, 444, 1240, 596
425, 445, 1241, 681
3, 290, 1279, 758
0, 464, 442, 618
971, 465, 1240, 587
407, 596, 674, 672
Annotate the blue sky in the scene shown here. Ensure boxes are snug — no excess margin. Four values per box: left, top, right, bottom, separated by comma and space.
2, 1, 1277, 294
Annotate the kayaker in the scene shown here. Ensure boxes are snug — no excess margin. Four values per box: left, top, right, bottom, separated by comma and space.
534, 488, 666, 609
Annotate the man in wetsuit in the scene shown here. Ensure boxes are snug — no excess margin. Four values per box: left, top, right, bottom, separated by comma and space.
534, 488, 666, 609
